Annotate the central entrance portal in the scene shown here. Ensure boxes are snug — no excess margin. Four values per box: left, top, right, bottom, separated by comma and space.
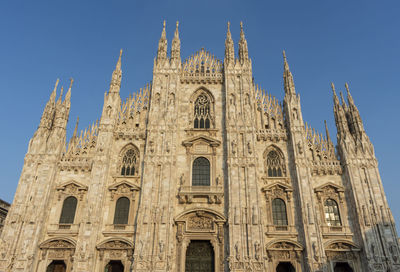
334, 262, 353, 272
185, 240, 214, 272
276, 262, 295, 272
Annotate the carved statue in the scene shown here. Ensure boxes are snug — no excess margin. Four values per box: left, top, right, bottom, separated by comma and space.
235, 242, 240, 261
297, 141, 303, 154
179, 173, 185, 186
247, 141, 252, 154
231, 140, 237, 155
254, 241, 260, 260
158, 240, 164, 260
216, 175, 221, 186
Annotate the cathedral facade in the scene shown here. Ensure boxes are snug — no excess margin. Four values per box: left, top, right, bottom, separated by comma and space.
0, 21, 399, 272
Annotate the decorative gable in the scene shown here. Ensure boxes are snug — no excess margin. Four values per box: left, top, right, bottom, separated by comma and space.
182, 135, 221, 155
56, 181, 88, 201
108, 181, 140, 200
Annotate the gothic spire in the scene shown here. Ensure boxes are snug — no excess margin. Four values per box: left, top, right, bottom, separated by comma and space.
109, 49, 122, 93
283, 51, 296, 95
39, 79, 58, 129
331, 82, 339, 106
157, 20, 168, 62
345, 82, 355, 106
340, 91, 347, 108
171, 21, 181, 63
224, 21, 234, 64
56, 86, 64, 106
50, 78, 59, 103
238, 22, 249, 64
72, 116, 79, 139
65, 78, 73, 102
345, 83, 365, 137
324, 120, 332, 144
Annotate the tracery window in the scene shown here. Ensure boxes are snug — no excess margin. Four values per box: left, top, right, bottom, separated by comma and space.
192, 157, 210, 186
113, 197, 130, 224
324, 199, 341, 226
120, 148, 138, 176
59, 196, 77, 224
266, 150, 283, 177
194, 94, 211, 129
272, 198, 288, 226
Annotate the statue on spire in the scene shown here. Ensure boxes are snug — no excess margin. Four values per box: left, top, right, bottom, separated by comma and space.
110, 49, 122, 93
157, 20, 168, 62
238, 22, 249, 64
171, 21, 181, 64
224, 21, 235, 64
282, 50, 296, 95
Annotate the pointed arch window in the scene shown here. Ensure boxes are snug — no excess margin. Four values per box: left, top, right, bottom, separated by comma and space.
59, 196, 77, 224
194, 94, 211, 129
120, 148, 138, 176
192, 157, 210, 186
266, 150, 283, 177
324, 199, 341, 226
113, 197, 130, 224
272, 198, 288, 226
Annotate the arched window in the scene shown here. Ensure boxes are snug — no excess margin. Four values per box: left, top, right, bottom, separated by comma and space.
266, 150, 283, 177
194, 94, 211, 129
324, 199, 341, 226
120, 148, 138, 176
113, 197, 130, 224
59, 196, 77, 224
272, 198, 288, 226
192, 157, 210, 186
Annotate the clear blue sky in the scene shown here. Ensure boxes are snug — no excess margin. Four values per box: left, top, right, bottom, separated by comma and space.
0, 1, 399, 231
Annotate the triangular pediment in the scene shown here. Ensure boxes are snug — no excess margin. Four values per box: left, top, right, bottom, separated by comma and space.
314, 182, 344, 193
108, 180, 140, 191
266, 239, 303, 251
262, 181, 292, 192
182, 135, 221, 147
96, 238, 133, 250
56, 180, 88, 191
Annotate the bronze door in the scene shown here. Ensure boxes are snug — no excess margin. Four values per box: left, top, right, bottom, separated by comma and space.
185, 240, 214, 272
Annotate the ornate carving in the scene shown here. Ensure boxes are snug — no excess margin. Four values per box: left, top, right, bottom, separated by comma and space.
56, 181, 88, 201
181, 48, 223, 84
187, 215, 213, 230
108, 181, 139, 200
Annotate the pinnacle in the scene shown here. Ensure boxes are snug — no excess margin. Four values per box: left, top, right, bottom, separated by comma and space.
340, 91, 347, 106
331, 82, 336, 95
116, 49, 123, 70
161, 20, 166, 39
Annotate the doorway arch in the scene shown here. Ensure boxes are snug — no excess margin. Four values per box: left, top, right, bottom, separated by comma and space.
185, 240, 214, 272
276, 262, 295, 272
46, 260, 66, 272
105, 260, 124, 272
334, 262, 353, 272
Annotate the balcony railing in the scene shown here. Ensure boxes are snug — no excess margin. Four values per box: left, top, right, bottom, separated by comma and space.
47, 224, 79, 235
178, 185, 223, 204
